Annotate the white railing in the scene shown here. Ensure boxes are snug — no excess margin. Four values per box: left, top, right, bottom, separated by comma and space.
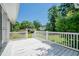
9, 31, 28, 40
33, 31, 46, 40
34, 31, 79, 51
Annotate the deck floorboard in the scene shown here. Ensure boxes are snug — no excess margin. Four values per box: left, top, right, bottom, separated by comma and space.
43, 40, 79, 56
1, 38, 79, 56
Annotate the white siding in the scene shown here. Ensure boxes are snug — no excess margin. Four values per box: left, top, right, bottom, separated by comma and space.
2, 8, 10, 46
0, 5, 2, 53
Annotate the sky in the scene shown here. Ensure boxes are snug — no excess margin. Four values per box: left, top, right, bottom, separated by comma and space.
17, 3, 58, 25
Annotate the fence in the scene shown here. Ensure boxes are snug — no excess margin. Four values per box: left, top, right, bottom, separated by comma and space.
9, 31, 28, 40
34, 31, 79, 51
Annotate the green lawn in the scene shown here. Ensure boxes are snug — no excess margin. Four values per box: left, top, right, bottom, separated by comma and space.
10, 33, 27, 40
48, 35, 63, 43
48, 35, 69, 45
10, 32, 33, 40
48, 35, 76, 47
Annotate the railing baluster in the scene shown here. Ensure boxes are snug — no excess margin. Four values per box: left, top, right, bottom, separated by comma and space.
60, 33, 62, 44
58, 33, 61, 44
63, 33, 65, 45
72, 34, 74, 48
71, 34, 72, 48
46, 31, 48, 40
61, 33, 62, 44
73, 34, 75, 48
64, 34, 66, 46
68, 34, 70, 46
64, 34, 66, 45
76, 34, 78, 49
62, 33, 64, 45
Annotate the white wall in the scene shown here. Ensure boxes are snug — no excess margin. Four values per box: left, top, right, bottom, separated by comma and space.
0, 5, 2, 53
2, 8, 10, 46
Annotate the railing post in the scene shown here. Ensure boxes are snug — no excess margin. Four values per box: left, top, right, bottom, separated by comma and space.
73, 34, 75, 48
26, 29, 28, 38
68, 34, 70, 46
34, 31, 36, 38
46, 31, 48, 40
71, 34, 72, 48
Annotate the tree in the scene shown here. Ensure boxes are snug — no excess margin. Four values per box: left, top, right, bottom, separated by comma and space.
55, 11, 79, 32
55, 16, 66, 32
11, 20, 35, 32
48, 6, 59, 31
59, 3, 75, 16
20, 20, 35, 29
66, 12, 79, 32
12, 21, 21, 31
45, 22, 52, 31
55, 3, 79, 32
33, 20, 41, 30
46, 3, 79, 32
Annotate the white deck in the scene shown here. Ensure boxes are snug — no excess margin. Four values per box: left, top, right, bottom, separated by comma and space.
1, 38, 51, 56
1, 38, 79, 56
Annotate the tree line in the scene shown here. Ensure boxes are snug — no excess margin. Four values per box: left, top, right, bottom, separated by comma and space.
46, 3, 79, 32
11, 20, 41, 32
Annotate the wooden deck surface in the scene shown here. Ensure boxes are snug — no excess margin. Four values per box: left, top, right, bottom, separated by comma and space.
42, 41, 79, 56
1, 38, 79, 56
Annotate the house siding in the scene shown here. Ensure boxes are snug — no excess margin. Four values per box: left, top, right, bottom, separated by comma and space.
0, 5, 10, 55
0, 5, 2, 55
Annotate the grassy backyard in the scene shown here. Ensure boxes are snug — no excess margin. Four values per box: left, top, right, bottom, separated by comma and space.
10, 32, 33, 40
48, 35, 62, 43
48, 34, 79, 49
48, 35, 67, 44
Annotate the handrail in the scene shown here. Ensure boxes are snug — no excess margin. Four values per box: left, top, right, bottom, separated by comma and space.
34, 31, 79, 51
48, 31, 79, 35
